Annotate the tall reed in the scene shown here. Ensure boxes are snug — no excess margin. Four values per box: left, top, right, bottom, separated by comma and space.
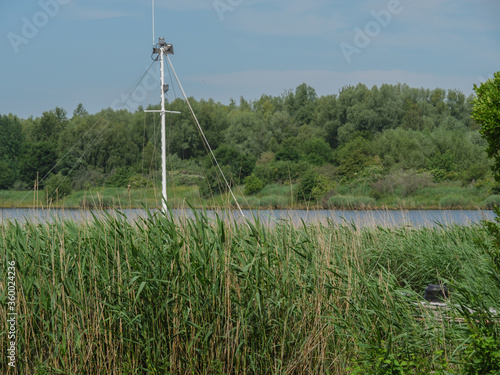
0, 211, 497, 374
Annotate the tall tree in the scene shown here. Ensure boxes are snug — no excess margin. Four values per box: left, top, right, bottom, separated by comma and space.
0, 115, 24, 188
472, 72, 500, 181
285, 83, 318, 126
0, 115, 23, 162
0, 160, 16, 189
18, 142, 57, 186
72, 103, 89, 118
32, 107, 68, 144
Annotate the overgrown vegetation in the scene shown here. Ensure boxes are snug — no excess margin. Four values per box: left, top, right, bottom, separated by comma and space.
1, 81, 497, 208
1, 211, 499, 374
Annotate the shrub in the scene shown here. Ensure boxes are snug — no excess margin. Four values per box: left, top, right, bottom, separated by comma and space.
461, 326, 500, 375
439, 195, 471, 208
335, 136, 374, 178
457, 206, 500, 373
128, 174, 150, 189
198, 166, 234, 198
315, 163, 337, 180
337, 182, 372, 197
106, 167, 132, 188
253, 164, 273, 184
12, 180, 29, 191
311, 175, 332, 201
210, 145, 256, 181
259, 183, 294, 197
253, 160, 310, 184
170, 170, 203, 186
297, 170, 319, 202
72, 168, 106, 190
461, 164, 489, 184
45, 173, 72, 201
271, 160, 310, 183
259, 195, 287, 209
490, 182, 500, 195
257, 151, 274, 165
372, 170, 433, 197
243, 175, 264, 195
485, 195, 500, 209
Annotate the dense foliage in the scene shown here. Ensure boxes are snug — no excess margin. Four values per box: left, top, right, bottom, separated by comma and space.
472, 71, 500, 182
0, 82, 495, 204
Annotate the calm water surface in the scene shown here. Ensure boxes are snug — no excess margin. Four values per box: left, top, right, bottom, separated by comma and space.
0, 208, 496, 228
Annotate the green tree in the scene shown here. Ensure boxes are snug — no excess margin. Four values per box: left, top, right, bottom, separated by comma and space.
472, 72, 500, 181
209, 145, 256, 182
446, 88, 467, 121
285, 83, 318, 126
275, 145, 301, 162
313, 95, 340, 148
18, 142, 57, 187
268, 111, 297, 147
300, 138, 333, 166
0, 160, 16, 189
32, 107, 68, 143
0, 115, 24, 162
375, 128, 430, 170
225, 111, 268, 156
195, 99, 230, 150
72, 103, 89, 118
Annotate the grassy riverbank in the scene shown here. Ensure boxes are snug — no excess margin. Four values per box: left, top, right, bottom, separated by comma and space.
2, 181, 500, 210
1, 210, 499, 374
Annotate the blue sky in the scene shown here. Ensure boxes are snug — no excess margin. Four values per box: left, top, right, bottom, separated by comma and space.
1, 0, 499, 119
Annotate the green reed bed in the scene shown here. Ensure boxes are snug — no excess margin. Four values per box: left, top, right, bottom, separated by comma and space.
1, 211, 499, 374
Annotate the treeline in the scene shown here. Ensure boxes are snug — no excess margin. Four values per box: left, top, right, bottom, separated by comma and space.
0, 82, 493, 202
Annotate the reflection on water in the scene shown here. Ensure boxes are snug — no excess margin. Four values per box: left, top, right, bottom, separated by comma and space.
0, 208, 496, 228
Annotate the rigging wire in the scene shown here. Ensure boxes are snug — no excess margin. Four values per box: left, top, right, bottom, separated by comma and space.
165, 59, 178, 103
165, 55, 246, 218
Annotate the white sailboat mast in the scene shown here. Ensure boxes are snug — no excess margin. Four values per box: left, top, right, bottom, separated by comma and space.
145, 38, 179, 212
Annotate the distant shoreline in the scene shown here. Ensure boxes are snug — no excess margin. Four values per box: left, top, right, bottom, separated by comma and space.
1, 184, 499, 212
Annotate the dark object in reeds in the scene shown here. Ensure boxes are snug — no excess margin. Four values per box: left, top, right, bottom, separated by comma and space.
424, 284, 449, 302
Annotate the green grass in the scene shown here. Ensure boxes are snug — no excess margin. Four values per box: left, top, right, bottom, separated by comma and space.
485, 195, 500, 209
0, 186, 203, 209
257, 183, 294, 198
0, 190, 39, 208
401, 184, 488, 209
327, 195, 376, 209
1, 211, 499, 374
0, 180, 494, 210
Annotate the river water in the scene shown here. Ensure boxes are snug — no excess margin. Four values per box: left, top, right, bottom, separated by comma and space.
0, 208, 496, 228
